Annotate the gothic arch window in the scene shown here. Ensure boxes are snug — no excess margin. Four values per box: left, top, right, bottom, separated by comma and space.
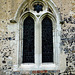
22, 15, 54, 64
42, 17, 53, 63
15, 0, 61, 70
23, 16, 34, 63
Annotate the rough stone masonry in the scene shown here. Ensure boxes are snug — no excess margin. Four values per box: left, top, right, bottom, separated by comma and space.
0, 0, 75, 75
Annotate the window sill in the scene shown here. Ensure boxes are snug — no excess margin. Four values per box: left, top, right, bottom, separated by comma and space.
19, 63, 58, 70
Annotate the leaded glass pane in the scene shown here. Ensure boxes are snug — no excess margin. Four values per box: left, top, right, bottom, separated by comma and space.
42, 17, 53, 63
33, 4, 43, 13
22, 16, 34, 63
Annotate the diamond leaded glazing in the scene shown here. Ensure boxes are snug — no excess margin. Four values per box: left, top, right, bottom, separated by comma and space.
23, 16, 34, 63
42, 17, 53, 63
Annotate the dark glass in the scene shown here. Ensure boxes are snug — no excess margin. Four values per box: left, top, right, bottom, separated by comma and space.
33, 4, 43, 13
42, 17, 53, 63
22, 16, 34, 63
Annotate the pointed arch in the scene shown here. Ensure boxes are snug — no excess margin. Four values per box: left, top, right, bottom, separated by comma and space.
42, 16, 53, 63
14, 0, 61, 71
23, 16, 34, 63
14, 0, 61, 24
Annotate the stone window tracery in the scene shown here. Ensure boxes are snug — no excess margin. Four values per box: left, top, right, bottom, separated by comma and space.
33, 4, 43, 13
16, 0, 61, 70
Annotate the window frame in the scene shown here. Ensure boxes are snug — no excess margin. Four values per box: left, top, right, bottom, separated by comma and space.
38, 13, 59, 70
13, 0, 61, 71
17, 11, 60, 70
19, 13, 36, 66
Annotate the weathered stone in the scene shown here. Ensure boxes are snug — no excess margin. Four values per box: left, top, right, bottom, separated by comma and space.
0, 0, 75, 75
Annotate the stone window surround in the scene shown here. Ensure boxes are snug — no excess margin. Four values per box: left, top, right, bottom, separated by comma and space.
16, 11, 61, 71
13, 0, 61, 71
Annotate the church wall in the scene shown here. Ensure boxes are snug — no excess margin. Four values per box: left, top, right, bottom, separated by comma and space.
0, 0, 75, 75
